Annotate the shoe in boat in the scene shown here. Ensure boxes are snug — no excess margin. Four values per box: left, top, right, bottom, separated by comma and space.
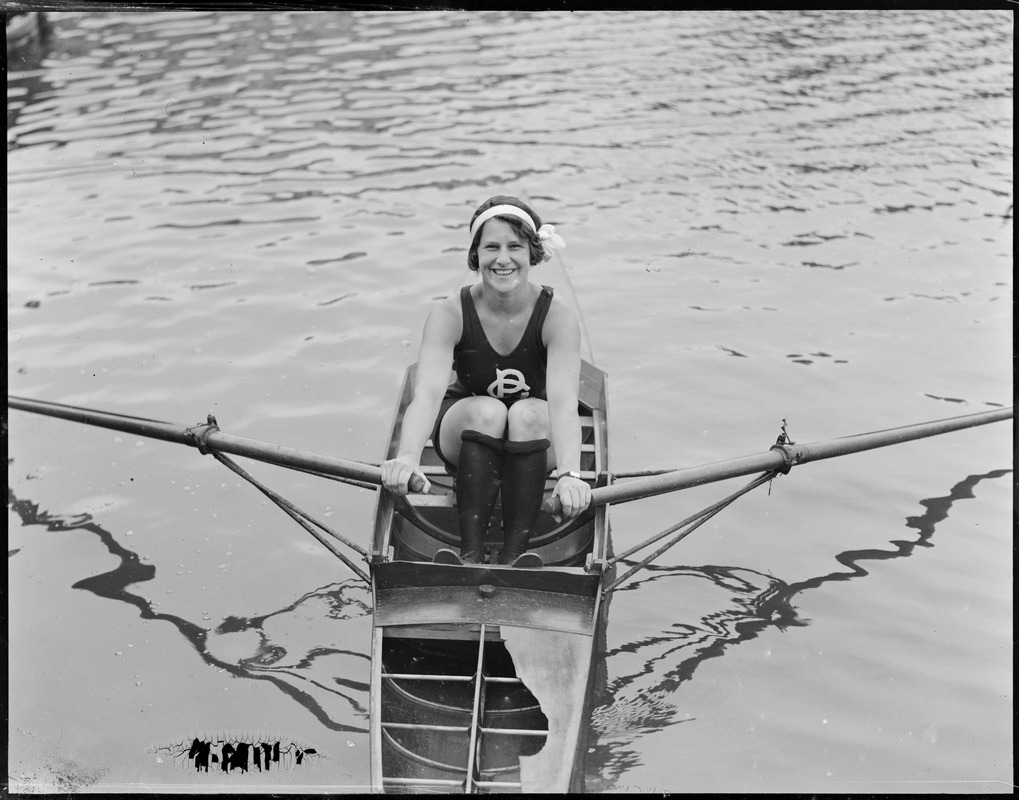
433, 548, 463, 565
510, 552, 543, 569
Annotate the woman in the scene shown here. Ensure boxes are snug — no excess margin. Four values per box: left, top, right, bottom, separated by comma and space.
380, 196, 592, 567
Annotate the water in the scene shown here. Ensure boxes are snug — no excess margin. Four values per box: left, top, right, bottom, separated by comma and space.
7, 9, 1012, 793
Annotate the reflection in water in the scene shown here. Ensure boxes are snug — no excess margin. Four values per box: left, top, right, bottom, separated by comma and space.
10, 467, 1009, 784
585, 468, 1011, 788
7, 485, 371, 734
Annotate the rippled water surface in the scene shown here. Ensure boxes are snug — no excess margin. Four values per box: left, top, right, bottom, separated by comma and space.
7, 10, 1012, 794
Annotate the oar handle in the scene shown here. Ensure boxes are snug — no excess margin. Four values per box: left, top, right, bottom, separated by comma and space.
542, 492, 608, 516
542, 496, 563, 516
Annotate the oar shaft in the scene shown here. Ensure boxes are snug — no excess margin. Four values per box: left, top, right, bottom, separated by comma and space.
8, 394, 384, 486
590, 451, 783, 507
9, 394, 189, 444
782, 407, 1012, 464
569, 406, 1013, 510
203, 430, 382, 484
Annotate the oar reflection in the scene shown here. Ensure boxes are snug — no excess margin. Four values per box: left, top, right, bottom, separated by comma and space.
8, 486, 372, 735
584, 468, 1010, 789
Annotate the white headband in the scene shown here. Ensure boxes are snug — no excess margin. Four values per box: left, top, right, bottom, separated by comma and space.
469, 205, 537, 240
468, 203, 567, 263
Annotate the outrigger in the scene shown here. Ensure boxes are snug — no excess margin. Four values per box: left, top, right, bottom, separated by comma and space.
7, 258, 1012, 794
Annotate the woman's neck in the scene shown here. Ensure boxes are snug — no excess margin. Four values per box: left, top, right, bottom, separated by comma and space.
477, 280, 534, 317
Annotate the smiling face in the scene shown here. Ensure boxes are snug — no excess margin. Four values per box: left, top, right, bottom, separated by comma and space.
476, 217, 534, 294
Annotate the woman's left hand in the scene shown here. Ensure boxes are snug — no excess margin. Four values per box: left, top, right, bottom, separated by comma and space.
552, 474, 591, 522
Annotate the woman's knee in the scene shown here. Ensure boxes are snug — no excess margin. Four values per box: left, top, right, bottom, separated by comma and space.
507, 399, 550, 440
461, 397, 508, 437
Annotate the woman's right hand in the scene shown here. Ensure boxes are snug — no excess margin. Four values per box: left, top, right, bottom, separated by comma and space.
381, 456, 431, 495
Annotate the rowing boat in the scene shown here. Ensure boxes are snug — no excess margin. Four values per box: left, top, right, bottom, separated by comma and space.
368, 257, 612, 793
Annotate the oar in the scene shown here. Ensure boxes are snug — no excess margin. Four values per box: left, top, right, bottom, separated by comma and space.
7, 394, 426, 491
546, 406, 1012, 514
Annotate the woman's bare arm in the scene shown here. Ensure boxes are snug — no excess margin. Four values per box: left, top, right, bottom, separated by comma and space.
543, 298, 591, 518
381, 299, 460, 494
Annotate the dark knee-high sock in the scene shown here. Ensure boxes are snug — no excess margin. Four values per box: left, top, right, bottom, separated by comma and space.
455, 430, 504, 563
498, 438, 551, 564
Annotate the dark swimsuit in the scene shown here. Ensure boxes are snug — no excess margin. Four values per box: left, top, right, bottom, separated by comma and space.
432, 284, 554, 471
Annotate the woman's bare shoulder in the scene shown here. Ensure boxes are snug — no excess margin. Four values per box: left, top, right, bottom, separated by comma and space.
423, 291, 464, 341
542, 291, 580, 344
